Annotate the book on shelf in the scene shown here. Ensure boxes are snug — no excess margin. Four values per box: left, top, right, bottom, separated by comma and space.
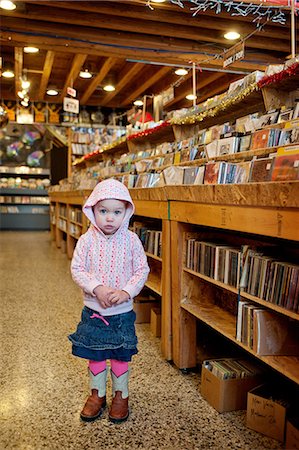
217, 136, 239, 156
193, 166, 206, 185
251, 129, 271, 150
253, 309, 299, 356
163, 166, 185, 185
205, 140, 218, 159
248, 156, 275, 182
204, 162, 221, 184
271, 153, 299, 181
238, 134, 252, 153
183, 167, 199, 185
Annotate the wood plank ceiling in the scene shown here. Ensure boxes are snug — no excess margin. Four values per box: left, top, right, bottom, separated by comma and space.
0, 0, 298, 112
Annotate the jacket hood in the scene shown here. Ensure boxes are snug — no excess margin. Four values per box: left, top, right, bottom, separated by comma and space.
83, 178, 134, 233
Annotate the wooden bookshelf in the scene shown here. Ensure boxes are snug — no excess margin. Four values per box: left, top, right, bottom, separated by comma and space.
170, 181, 299, 385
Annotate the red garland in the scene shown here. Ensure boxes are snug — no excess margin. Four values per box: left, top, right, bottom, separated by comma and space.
258, 62, 299, 88
127, 120, 171, 141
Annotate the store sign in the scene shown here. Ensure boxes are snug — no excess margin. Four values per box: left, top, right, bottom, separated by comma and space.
161, 86, 174, 106
67, 87, 76, 97
223, 42, 245, 68
63, 97, 79, 114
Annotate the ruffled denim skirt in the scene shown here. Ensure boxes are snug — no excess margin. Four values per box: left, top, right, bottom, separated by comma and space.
68, 306, 138, 362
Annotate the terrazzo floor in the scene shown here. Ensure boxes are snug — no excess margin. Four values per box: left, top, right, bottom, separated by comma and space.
0, 231, 283, 450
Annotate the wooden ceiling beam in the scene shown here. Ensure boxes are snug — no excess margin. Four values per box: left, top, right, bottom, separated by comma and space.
14, 47, 23, 96
58, 53, 87, 102
1, 30, 272, 74
38, 50, 55, 100
0, 12, 292, 54
101, 62, 145, 107
22, 1, 291, 39
120, 66, 172, 107
80, 57, 117, 105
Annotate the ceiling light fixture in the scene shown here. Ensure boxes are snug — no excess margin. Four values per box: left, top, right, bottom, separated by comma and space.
20, 99, 29, 107
2, 69, 15, 78
103, 84, 115, 92
21, 79, 30, 89
186, 94, 197, 101
79, 68, 92, 79
24, 46, 39, 54
0, 0, 16, 10
151, 0, 166, 3
46, 88, 59, 96
224, 31, 241, 40
133, 99, 144, 106
175, 68, 188, 76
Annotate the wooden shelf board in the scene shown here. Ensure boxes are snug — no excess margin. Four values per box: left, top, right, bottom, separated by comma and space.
134, 199, 169, 219
171, 201, 299, 241
183, 267, 238, 294
181, 301, 299, 384
69, 219, 83, 226
241, 291, 299, 321
146, 252, 162, 262
183, 268, 299, 321
145, 280, 162, 296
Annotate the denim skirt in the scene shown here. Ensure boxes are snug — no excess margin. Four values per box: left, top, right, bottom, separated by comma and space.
68, 306, 138, 362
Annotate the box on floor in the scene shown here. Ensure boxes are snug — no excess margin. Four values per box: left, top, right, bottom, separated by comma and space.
285, 418, 299, 449
201, 362, 262, 413
134, 295, 158, 323
246, 384, 291, 442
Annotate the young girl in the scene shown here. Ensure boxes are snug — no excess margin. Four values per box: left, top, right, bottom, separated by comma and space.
69, 178, 149, 423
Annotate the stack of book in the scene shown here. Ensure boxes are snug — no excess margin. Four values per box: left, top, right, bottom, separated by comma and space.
236, 301, 299, 355
203, 358, 262, 380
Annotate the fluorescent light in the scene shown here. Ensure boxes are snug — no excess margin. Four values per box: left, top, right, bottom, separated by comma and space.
24, 47, 39, 54
46, 88, 59, 96
133, 100, 144, 106
2, 69, 14, 78
103, 84, 115, 92
0, 0, 16, 10
175, 68, 188, 76
79, 69, 92, 79
224, 31, 240, 40
186, 94, 197, 101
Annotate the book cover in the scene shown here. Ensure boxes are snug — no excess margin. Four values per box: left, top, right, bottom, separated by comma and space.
183, 167, 199, 185
271, 154, 299, 181
193, 166, 205, 185
218, 136, 238, 156
253, 309, 299, 355
249, 157, 274, 182
204, 162, 221, 185
251, 129, 271, 150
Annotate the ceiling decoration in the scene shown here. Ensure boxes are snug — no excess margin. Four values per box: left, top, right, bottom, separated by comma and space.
0, 1, 297, 111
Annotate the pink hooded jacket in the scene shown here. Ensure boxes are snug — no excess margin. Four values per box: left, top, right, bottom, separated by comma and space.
71, 179, 150, 316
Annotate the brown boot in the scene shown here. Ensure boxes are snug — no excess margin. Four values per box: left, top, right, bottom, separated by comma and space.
80, 389, 106, 422
109, 391, 129, 423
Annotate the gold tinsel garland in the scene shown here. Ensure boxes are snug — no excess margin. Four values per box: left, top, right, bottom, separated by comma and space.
170, 83, 259, 126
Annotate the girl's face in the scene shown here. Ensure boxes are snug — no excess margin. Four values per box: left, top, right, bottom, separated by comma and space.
93, 199, 126, 235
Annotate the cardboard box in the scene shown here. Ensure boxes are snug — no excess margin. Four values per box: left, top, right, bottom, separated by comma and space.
201, 364, 261, 413
285, 418, 299, 449
246, 385, 289, 442
134, 296, 158, 323
150, 307, 161, 337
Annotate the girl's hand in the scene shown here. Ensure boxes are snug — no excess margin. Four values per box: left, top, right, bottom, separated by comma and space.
93, 285, 114, 309
108, 290, 130, 305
